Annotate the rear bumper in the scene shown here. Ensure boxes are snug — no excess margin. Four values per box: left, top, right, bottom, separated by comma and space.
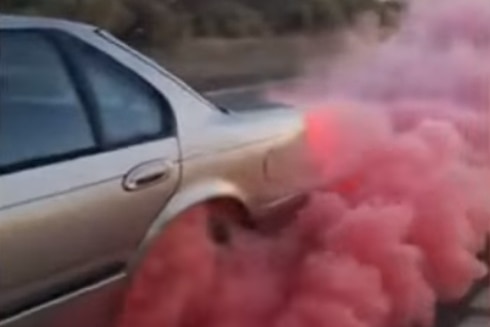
254, 192, 309, 233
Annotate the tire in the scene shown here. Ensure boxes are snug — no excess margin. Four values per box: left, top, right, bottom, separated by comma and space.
117, 203, 247, 327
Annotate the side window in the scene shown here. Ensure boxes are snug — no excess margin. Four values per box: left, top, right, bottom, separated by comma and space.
0, 31, 95, 172
56, 33, 174, 147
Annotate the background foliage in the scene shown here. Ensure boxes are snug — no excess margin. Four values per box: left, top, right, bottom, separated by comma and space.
0, 0, 403, 47
0, 0, 403, 90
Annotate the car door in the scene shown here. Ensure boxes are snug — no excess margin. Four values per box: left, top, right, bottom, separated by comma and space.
0, 29, 180, 325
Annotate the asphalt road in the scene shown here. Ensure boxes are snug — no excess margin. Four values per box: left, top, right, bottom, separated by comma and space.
208, 86, 489, 327
436, 246, 489, 327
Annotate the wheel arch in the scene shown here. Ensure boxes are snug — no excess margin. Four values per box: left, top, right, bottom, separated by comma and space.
127, 179, 252, 274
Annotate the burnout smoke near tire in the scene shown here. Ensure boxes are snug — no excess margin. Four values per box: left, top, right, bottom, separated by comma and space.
117, 205, 226, 327
117, 203, 265, 327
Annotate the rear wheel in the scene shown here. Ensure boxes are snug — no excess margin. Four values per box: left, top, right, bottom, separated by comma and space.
117, 202, 249, 327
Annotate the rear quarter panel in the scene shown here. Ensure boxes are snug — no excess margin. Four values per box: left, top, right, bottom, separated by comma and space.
130, 107, 308, 271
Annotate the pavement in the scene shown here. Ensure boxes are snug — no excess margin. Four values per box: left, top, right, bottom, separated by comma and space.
439, 246, 489, 327
437, 277, 489, 327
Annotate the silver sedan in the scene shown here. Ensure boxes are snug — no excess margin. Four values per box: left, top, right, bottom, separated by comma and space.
0, 15, 310, 327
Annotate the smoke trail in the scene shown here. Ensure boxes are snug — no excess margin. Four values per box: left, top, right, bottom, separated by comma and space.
267, 0, 490, 326
119, 1, 489, 327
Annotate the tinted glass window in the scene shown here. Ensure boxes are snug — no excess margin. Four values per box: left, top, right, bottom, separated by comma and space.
0, 32, 95, 171
59, 34, 173, 146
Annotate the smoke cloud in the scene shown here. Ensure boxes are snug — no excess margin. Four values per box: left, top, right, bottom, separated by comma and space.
119, 1, 489, 327
269, 0, 490, 325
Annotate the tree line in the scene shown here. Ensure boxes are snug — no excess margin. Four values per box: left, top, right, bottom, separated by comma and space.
1, 0, 403, 47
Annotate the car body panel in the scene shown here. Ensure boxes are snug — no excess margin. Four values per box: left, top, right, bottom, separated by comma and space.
0, 275, 125, 327
0, 140, 180, 318
0, 15, 309, 327
127, 102, 309, 271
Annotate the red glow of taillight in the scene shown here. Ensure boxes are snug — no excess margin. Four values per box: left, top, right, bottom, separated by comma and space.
305, 109, 338, 164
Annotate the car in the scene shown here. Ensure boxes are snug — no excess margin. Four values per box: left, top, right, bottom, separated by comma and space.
0, 15, 311, 327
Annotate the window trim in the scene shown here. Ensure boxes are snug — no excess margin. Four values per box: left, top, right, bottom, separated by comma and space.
0, 29, 177, 176
0, 148, 100, 176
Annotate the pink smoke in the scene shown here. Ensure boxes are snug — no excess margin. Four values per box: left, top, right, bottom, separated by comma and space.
118, 1, 490, 327
270, 0, 490, 326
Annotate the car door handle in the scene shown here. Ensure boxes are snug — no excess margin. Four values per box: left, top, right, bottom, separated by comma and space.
123, 160, 173, 191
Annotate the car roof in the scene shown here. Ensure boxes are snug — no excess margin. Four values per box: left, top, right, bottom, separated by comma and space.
0, 14, 97, 32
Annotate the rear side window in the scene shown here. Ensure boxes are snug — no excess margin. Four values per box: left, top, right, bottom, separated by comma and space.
0, 31, 95, 171
55, 33, 174, 147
